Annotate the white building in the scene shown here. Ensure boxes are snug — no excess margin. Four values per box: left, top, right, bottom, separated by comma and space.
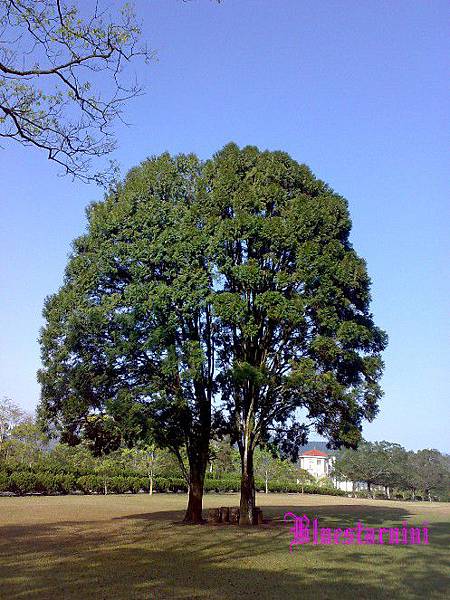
298, 447, 368, 492
298, 449, 333, 478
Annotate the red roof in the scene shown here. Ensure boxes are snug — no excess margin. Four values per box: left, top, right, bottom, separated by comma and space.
301, 449, 329, 457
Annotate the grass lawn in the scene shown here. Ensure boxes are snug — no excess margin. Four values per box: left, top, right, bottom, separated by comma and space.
0, 493, 448, 599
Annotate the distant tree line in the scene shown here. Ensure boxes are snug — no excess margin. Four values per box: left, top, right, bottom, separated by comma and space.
333, 440, 450, 501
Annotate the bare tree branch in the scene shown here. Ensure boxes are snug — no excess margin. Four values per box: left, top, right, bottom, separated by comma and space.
0, 0, 153, 185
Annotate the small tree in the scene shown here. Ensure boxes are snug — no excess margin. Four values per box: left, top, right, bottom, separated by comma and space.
295, 467, 314, 494
121, 443, 173, 495
94, 451, 120, 495
254, 448, 297, 494
0, 396, 26, 459
6, 417, 48, 467
208, 436, 240, 478
45, 443, 95, 475
254, 449, 274, 494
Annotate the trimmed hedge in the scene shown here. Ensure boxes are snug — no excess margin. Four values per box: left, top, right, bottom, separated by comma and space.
0, 470, 346, 496
204, 477, 242, 493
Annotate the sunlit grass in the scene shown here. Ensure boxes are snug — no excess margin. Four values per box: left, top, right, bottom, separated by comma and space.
0, 493, 448, 599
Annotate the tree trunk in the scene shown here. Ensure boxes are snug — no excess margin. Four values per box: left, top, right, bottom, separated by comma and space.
265, 471, 268, 494
149, 473, 153, 496
239, 442, 256, 525
181, 383, 211, 524
385, 485, 390, 499
183, 459, 207, 524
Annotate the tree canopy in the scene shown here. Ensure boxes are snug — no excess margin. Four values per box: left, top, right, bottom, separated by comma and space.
38, 151, 215, 521
333, 440, 450, 500
203, 143, 387, 522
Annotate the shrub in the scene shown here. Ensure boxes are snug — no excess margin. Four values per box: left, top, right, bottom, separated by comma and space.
354, 491, 370, 499
108, 476, 129, 494
204, 477, 241, 493
139, 477, 150, 493
35, 472, 59, 494
128, 477, 144, 494
167, 477, 188, 493
155, 477, 168, 493
0, 471, 9, 492
59, 474, 76, 494
9, 472, 38, 495
301, 483, 345, 496
76, 475, 103, 494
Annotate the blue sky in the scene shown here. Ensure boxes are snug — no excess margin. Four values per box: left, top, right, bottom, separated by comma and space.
0, 0, 448, 452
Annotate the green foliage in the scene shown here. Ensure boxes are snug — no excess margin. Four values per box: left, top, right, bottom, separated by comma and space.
402, 449, 450, 499
76, 475, 104, 494
200, 144, 387, 467
0, 471, 8, 492
334, 441, 450, 500
9, 471, 38, 495
0, 396, 28, 457
37, 153, 214, 495
204, 476, 242, 493
333, 440, 402, 490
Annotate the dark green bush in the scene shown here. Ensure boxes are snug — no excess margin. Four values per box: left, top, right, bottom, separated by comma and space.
35, 472, 58, 494
9, 472, 38, 495
354, 491, 370, 499
108, 476, 129, 494
140, 477, 151, 493
76, 475, 103, 494
167, 477, 188, 492
0, 471, 9, 492
0, 468, 347, 496
204, 477, 241, 493
128, 477, 144, 493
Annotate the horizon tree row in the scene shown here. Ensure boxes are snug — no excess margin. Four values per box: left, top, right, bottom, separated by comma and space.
333, 440, 450, 501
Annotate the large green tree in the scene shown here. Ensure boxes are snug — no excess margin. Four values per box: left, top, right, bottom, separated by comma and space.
334, 440, 403, 497
403, 449, 450, 501
38, 152, 215, 523
39, 143, 387, 526
204, 144, 387, 524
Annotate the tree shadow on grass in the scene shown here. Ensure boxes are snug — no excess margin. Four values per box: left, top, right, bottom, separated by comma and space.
0, 504, 448, 600
114, 502, 429, 533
